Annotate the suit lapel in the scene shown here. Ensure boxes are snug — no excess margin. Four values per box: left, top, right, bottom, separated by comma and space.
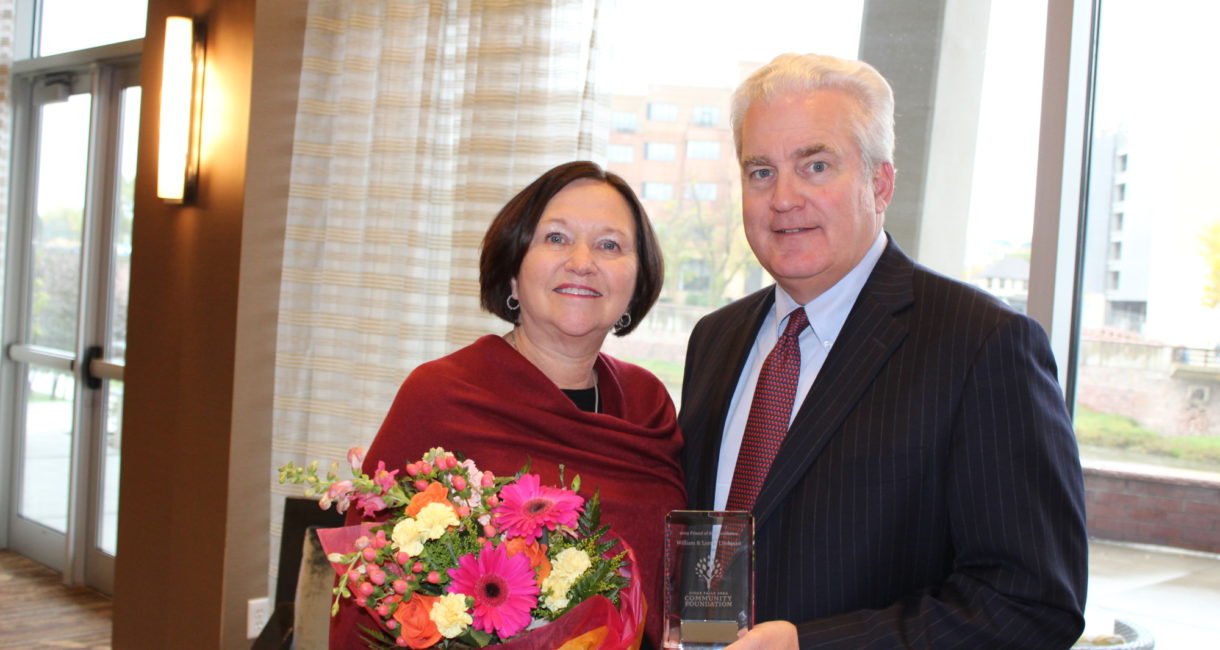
751, 239, 916, 528
687, 288, 773, 509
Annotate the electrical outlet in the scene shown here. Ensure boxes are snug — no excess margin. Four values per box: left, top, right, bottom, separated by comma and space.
247, 596, 272, 639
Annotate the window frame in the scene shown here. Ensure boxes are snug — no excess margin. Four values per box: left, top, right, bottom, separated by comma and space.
1027, 0, 1098, 404
644, 142, 677, 161
646, 102, 679, 122
685, 139, 721, 161
641, 182, 674, 201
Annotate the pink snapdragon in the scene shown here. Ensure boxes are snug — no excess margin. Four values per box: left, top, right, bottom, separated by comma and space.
347, 446, 367, 472
372, 461, 399, 493
324, 480, 355, 513
358, 494, 387, 518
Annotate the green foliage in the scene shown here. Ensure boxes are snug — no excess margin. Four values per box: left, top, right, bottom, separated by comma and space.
1201, 221, 1220, 308
358, 624, 399, 649
1074, 407, 1159, 448
618, 357, 684, 387
30, 246, 82, 351
684, 292, 710, 307
652, 182, 758, 308
532, 491, 629, 623
449, 626, 495, 648
1075, 406, 1220, 466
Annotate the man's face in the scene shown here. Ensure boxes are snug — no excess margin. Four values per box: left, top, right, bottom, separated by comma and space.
739, 88, 894, 304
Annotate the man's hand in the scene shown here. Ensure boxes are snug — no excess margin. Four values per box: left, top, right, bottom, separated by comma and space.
725, 620, 799, 649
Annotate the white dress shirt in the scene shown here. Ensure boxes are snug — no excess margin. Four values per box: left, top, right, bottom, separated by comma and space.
713, 231, 889, 511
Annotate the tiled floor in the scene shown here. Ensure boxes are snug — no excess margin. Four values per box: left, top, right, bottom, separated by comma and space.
1086, 539, 1220, 648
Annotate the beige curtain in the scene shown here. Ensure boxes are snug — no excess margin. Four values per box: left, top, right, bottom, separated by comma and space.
0, 0, 11, 260
269, 0, 608, 580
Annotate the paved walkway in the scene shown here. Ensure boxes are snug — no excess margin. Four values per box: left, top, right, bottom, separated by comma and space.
1086, 539, 1220, 648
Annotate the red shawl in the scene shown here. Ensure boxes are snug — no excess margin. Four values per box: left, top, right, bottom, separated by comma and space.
329, 335, 686, 648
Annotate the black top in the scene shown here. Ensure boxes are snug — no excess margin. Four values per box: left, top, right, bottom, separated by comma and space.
561, 386, 598, 413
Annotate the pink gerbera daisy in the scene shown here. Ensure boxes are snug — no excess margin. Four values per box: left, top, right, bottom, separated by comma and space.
447, 542, 539, 639
493, 473, 584, 539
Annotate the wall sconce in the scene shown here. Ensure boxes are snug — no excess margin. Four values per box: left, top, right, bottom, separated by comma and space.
157, 16, 205, 204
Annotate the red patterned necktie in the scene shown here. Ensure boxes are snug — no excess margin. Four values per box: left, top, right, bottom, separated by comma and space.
725, 307, 809, 512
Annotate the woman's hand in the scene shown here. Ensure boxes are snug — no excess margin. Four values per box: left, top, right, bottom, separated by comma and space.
725, 620, 799, 649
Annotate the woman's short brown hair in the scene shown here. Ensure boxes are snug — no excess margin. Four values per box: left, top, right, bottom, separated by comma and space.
480, 161, 663, 336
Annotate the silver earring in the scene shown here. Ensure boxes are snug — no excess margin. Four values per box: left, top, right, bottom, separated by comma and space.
506, 295, 520, 311
614, 312, 631, 332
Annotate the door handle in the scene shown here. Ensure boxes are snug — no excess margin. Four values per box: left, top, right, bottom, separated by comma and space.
82, 345, 104, 389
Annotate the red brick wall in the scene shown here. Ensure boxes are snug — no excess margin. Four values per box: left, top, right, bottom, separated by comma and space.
1085, 464, 1220, 554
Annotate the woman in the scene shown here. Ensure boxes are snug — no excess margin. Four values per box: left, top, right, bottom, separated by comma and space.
331, 161, 798, 649
331, 161, 683, 648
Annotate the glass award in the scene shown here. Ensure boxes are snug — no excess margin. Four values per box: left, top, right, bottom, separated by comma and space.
662, 510, 754, 649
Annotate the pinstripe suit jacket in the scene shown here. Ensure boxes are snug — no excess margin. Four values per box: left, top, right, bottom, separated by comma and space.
679, 237, 1087, 648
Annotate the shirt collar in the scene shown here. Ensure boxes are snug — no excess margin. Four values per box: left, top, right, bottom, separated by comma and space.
771, 230, 888, 345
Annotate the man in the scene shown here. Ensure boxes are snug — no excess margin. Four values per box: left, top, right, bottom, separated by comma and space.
679, 53, 1087, 647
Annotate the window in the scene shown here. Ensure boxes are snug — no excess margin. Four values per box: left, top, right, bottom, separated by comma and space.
641, 182, 674, 201
34, 0, 147, 57
1105, 301, 1147, 333
1074, 0, 1220, 481
612, 111, 638, 133
686, 182, 718, 201
603, 0, 1056, 398
692, 105, 720, 127
647, 102, 679, 122
644, 142, 676, 161
678, 259, 711, 293
686, 140, 721, 160
607, 144, 634, 163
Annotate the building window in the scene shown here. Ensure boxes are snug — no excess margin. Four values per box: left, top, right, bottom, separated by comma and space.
644, 142, 676, 161
678, 258, 711, 292
1107, 270, 1120, 291
641, 182, 673, 201
612, 111, 637, 132
692, 105, 720, 127
607, 144, 634, 163
686, 182, 718, 201
1116, 183, 1127, 201
1103, 300, 1147, 333
1109, 241, 1122, 261
1111, 212, 1124, 231
1117, 152, 1128, 172
686, 140, 721, 160
647, 102, 678, 122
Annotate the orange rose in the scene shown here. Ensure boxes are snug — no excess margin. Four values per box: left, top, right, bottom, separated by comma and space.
504, 536, 551, 583
393, 593, 442, 649
405, 481, 455, 518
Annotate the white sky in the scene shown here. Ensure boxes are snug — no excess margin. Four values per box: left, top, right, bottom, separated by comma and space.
603, 0, 864, 93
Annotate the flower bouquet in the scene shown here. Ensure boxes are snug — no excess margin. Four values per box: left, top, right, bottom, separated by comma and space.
279, 447, 644, 649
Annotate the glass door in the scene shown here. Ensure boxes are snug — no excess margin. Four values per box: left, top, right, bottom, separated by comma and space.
3, 61, 139, 595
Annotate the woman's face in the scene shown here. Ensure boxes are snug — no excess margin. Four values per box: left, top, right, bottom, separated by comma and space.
511, 179, 639, 346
